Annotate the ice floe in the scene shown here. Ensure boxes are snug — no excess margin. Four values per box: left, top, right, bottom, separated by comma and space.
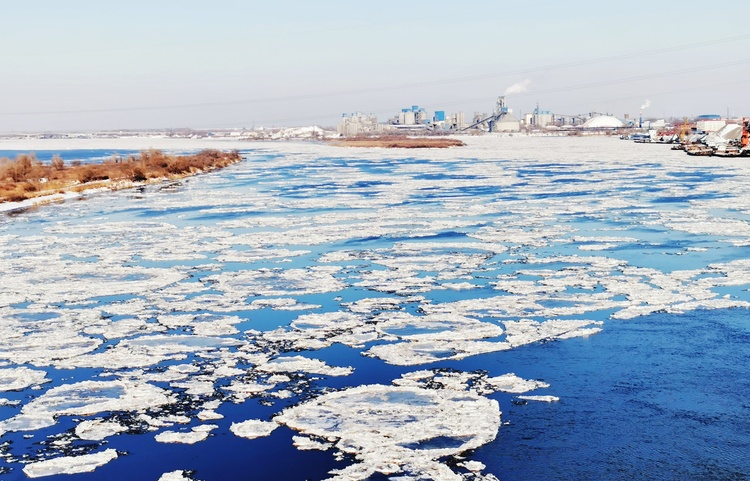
230, 419, 278, 439
517, 395, 560, 403
258, 355, 353, 377
155, 424, 218, 444
23, 449, 118, 478
74, 419, 128, 441
276, 383, 500, 481
0, 380, 173, 437
0, 366, 49, 391
158, 471, 201, 481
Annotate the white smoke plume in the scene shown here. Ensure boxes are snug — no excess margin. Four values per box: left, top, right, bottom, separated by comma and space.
640, 99, 651, 110
504, 79, 531, 96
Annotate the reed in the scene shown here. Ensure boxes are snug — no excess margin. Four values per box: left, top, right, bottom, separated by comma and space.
0, 149, 242, 203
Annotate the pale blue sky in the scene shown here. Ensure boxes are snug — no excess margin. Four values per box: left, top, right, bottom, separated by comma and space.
1, 0, 748, 131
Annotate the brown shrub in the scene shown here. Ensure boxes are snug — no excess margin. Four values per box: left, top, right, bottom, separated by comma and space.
130, 167, 147, 182
51, 154, 65, 171
77, 167, 108, 184
166, 157, 192, 174
5, 192, 27, 202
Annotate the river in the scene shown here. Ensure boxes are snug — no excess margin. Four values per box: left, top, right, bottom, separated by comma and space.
0, 136, 748, 480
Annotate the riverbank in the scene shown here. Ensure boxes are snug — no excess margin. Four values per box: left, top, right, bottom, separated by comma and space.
0, 149, 242, 205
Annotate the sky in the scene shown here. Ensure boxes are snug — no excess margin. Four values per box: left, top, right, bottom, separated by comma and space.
1, 0, 749, 132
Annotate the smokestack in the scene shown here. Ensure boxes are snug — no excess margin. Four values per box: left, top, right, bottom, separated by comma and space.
639, 109, 642, 128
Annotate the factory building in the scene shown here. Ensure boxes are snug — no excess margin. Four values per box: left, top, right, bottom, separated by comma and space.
695, 114, 726, 133
339, 105, 467, 136
448, 112, 466, 130
337, 112, 383, 137
394, 105, 429, 126
490, 97, 520, 132
388, 105, 465, 131
525, 105, 553, 128
580, 115, 625, 129
464, 97, 520, 132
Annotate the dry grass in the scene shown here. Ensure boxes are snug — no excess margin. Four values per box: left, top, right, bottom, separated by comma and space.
329, 136, 465, 149
0, 149, 242, 204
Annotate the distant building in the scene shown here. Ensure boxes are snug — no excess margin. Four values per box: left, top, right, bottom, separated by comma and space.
490, 97, 520, 132
695, 114, 726, 133
395, 105, 428, 126
446, 112, 465, 130
399, 110, 416, 125
532, 105, 553, 128
580, 115, 625, 129
337, 112, 382, 137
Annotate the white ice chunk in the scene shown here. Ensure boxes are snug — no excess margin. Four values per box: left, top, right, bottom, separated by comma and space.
503, 319, 602, 347
23, 449, 118, 478
292, 435, 333, 451
517, 395, 559, 403
197, 410, 224, 421
0, 366, 50, 391
276, 384, 500, 481
1, 380, 173, 436
205, 266, 344, 297
155, 424, 218, 444
483, 373, 550, 394
158, 471, 201, 481
259, 356, 353, 377
230, 419, 278, 439
75, 419, 128, 440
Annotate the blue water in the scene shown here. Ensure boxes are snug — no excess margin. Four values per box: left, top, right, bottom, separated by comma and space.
0, 149, 201, 164
1, 142, 750, 480
472, 309, 750, 480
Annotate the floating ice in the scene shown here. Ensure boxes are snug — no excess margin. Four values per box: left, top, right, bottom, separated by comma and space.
363, 312, 508, 365
292, 435, 333, 451
22, 449, 118, 478
229, 419, 278, 439
75, 419, 128, 441
0, 329, 102, 366
484, 373, 550, 393
0, 380, 173, 437
517, 395, 560, 403
247, 297, 321, 311
503, 319, 603, 347
0, 366, 49, 391
56, 334, 242, 370
197, 410, 224, 421
276, 383, 500, 481
155, 424, 217, 444
259, 355, 353, 377
205, 266, 345, 297
366, 339, 509, 366
158, 471, 201, 481
393, 369, 551, 399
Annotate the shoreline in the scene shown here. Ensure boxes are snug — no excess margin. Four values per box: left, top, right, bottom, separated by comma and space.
0, 149, 242, 209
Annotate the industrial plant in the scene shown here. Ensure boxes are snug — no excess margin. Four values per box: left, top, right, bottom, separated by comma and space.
336, 95, 638, 136
336, 95, 749, 157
